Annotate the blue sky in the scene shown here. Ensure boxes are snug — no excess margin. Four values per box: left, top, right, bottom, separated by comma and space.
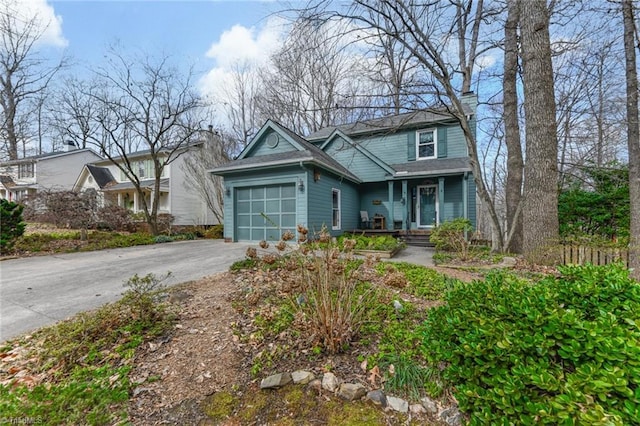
50, 1, 276, 66
23, 0, 288, 98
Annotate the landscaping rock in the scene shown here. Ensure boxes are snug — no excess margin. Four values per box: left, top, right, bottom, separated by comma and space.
386, 395, 409, 413
420, 396, 438, 414
410, 403, 426, 415
366, 389, 387, 407
260, 372, 292, 389
439, 406, 463, 426
291, 370, 315, 385
307, 378, 322, 395
321, 372, 340, 393
337, 383, 366, 401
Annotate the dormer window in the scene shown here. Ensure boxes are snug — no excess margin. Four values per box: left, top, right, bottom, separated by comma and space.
416, 129, 437, 160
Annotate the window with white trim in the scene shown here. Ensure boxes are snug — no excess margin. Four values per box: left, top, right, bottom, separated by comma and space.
18, 162, 34, 178
416, 129, 437, 159
332, 188, 341, 230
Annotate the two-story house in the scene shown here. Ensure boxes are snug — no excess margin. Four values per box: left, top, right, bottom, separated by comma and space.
74, 143, 220, 226
211, 95, 477, 242
0, 145, 102, 202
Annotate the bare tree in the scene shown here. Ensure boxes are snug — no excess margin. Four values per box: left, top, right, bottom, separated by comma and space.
256, 17, 372, 135
48, 76, 104, 150
502, 0, 523, 253
520, 0, 560, 263
622, 0, 640, 280
219, 61, 262, 151
82, 49, 203, 235
309, 0, 510, 251
180, 127, 229, 223
0, 0, 65, 160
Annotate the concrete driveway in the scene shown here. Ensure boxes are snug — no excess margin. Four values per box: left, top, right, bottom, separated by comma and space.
0, 240, 252, 342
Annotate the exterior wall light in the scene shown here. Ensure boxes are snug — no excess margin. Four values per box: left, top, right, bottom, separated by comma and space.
298, 179, 305, 192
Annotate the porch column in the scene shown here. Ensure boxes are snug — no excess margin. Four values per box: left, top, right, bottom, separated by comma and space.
438, 177, 445, 225
387, 181, 394, 230
402, 180, 408, 231
117, 193, 122, 208
133, 191, 139, 212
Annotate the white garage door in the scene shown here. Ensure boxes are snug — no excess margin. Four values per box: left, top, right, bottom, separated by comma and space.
236, 184, 297, 241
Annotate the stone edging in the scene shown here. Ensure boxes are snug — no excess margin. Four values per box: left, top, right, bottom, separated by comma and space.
259, 370, 462, 425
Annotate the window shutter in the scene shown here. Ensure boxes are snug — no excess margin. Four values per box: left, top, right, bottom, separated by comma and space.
407, 132, 416, 161
438, 127, 447, 158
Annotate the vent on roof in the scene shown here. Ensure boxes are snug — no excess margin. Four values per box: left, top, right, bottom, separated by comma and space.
266, 133, 279, 148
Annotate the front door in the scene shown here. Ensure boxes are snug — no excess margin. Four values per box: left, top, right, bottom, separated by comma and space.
417, 185, 438, 228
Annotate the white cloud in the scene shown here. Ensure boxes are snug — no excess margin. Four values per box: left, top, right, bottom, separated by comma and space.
4, 0, 67, 48
199, 16, 286, 100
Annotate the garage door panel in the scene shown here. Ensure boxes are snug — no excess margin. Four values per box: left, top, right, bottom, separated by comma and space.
235, 183, 297, 241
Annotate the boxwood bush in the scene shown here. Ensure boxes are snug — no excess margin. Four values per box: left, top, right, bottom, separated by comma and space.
422, 264, 640, 425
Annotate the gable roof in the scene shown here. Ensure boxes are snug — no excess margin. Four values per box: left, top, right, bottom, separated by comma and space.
212, 120, 361, 183
0, 175, 15, 188
86, 165, 116, 188
0, 148, 101, 166
306, 109, 463, 142
321, 129, 396, 176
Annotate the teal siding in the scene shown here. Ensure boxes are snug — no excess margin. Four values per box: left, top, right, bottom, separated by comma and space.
467, 176, 477, 228
445, 126, 468, 158
325, 137, 389, 182
249, 131, 299, 157
442, 177, 463, 221
353, 133, 409, 166
307, 171, 359, 236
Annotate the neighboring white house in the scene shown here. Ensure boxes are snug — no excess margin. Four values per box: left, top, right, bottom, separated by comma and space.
0, 145, 102, 202
73, 143, 220, 226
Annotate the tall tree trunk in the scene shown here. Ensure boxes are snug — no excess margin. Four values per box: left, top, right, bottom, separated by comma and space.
503, 0, 523, 254
520, 0, 560, 264
623, 0, 640, 281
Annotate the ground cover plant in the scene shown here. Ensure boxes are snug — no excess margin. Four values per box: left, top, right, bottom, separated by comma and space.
0, 273, 174, 425
422, 263, 640, 425
10, 230, 155, 255
337, 233, 405, 252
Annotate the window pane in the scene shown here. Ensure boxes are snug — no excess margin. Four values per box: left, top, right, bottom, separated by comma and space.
266, 186, 280, 198
251, 200, 264, 212
238, 228, 251, 240
237, 215, 250, 227
281, 199, 296, 213
281, 185, 295, 198
251, 214, 265, 227
237, 188, 251, 201
251, 187, 265, 199
281, 214, 296, 227
332, 190, 339, 208
237, 201, 250, 214
333, 210, 339, 227
265, 200, 280, 213
251, 229, 265, 241
419, 131, 434, 143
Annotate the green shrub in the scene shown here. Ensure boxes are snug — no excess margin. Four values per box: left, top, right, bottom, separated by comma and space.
422, 264, 640, 424
121, 272, 171, 325
338, 234, 403, 251
204, 224, 224, 239
429, 218, 473, 260
154, 235, 174, 243
0, 199, 26, 254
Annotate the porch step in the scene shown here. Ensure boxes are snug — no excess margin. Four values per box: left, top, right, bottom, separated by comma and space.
399, 231, 434, 247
